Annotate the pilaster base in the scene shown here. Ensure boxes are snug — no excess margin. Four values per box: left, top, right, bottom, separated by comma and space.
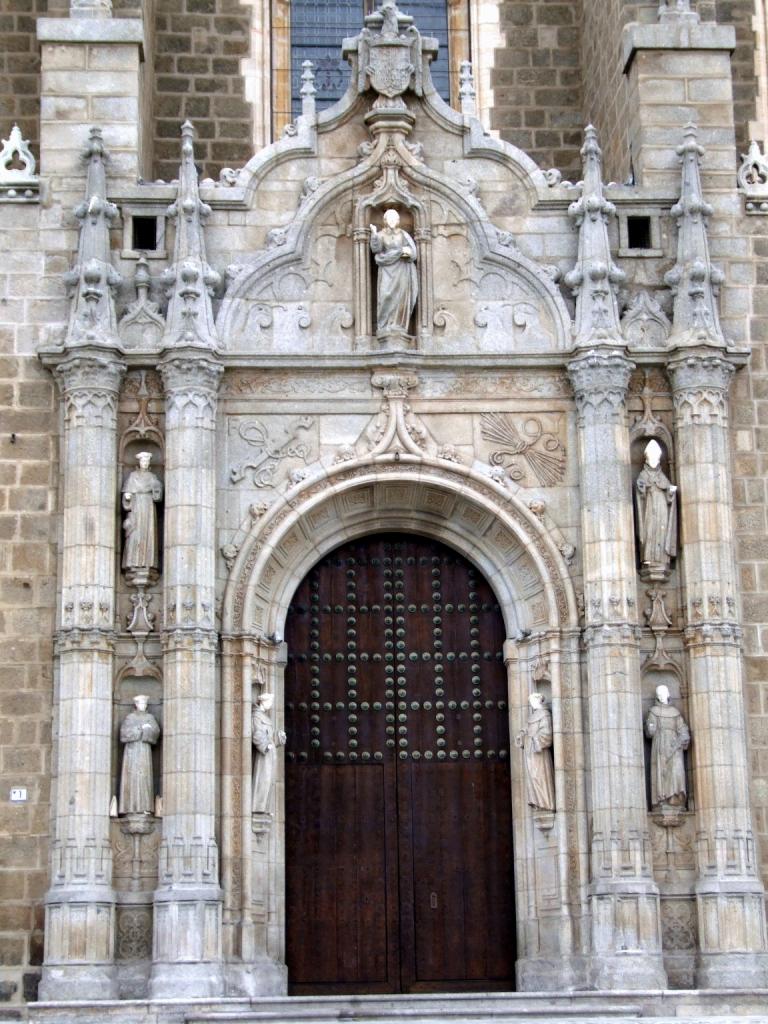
696, 950, 768, 989
38, 962, 117, 1001
516, 954, 588, 992
148, 959, 224, 999
590, 949, 667, 990
225, 956, 287, 997
150, 887, 224, 998
590, 885, 667, 989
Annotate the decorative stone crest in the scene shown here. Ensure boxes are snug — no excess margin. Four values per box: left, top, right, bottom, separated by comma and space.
355, 1, 424, 103
567, 349, 634, 426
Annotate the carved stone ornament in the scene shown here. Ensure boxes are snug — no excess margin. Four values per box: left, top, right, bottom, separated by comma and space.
621, 291, 671, 349
738, 140, 768, 213
0, 123, 39, 200
119, 257, 165, 349
354, 0, 424, 102
230, 416, 315, 487
658, 0, 699, 23
480, 413, 566, 487
62, 127, 122, 350
567, 349, 633, 426
665, 124, 725, 346
565, 126, 625, 347
668, 353, 734, 428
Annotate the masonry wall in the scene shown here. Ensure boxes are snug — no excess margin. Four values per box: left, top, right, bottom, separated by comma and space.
153, 0, 252, 181
492, 0, 583, 181
0, 206, 59, 1005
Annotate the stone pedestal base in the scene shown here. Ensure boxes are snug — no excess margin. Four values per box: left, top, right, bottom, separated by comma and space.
148, 959, 224, 999
590, 949, 668, 990
225, 957, 287, 997
516, 955, 588, 992
38, 962, 117, 1001
150, 887, 224, 998
590, 886, 667, 990
696, 950, 768, 989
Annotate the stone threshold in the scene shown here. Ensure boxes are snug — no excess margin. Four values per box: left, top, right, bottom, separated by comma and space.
23, 990, 768, 1024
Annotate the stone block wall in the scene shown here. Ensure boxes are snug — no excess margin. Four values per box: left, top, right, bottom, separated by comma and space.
0, 0, 48, 160
732, 215, 768, 886
0, 204, 59, 1005
153, 0, 252, 181
492, 0, 583, 180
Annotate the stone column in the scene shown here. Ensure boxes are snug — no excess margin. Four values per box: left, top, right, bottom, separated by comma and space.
39, 351, 125, 1000
668, 351, 768, 988
567, 350, 667, 990
149, 354, 224, 997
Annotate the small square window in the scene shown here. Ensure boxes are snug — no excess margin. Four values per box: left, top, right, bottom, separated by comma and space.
132, 215, 158, 252
627, 216, 652, 251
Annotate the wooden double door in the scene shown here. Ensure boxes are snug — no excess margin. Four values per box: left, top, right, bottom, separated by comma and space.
284, 534, 516, 994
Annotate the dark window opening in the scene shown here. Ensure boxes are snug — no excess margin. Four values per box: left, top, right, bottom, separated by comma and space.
627, 215, 652, 251
290, 0, 451, 119
132, 215, 158, 251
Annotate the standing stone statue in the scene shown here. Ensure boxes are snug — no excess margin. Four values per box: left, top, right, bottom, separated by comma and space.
644, 683, 690, 810
119, 695, 161, 815
370, 208, 418, 338
122, 452, 163, 582
635, 439, 677, 580
516, 692, 555, 812
252, 692, 287, 814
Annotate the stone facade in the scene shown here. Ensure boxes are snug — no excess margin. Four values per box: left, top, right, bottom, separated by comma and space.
2, 0, 768, 1017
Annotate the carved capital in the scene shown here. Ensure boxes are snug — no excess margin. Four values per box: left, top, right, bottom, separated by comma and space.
54, 626, 117, 655
567, 349, 634, 425
683, 621, 742, 648
161, 354, 223, 429
162, 627, 219, 655
53, 354, 125, 429
582, 622, 641, 648
668, 353, 734, 427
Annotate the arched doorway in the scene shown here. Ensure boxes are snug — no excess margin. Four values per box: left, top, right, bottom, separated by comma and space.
284, 532, 516, 994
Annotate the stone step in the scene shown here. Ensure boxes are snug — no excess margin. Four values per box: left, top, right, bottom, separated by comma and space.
28, 992, 768, 1024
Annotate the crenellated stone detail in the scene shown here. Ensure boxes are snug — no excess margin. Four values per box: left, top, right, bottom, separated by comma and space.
665, 124, 725, 347
565, 127, 625, 348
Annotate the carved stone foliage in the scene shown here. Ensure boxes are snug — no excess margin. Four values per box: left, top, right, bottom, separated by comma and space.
479, 413, 566, 487
229, 416, 315, 487
54, 354, 125, 429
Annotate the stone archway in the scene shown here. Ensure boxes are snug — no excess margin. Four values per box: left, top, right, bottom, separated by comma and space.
219, 458, 587, 995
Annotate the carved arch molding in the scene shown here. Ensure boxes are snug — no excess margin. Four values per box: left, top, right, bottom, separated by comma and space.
218, 459, 586, 976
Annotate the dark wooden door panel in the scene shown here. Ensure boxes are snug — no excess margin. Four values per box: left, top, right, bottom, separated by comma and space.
285, 764, 398, 990
284, 534, 515, 994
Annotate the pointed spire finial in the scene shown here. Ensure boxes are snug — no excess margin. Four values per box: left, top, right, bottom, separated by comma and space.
300, 60, 316, 120
459, 61, 476, 117
564, 125, 625, 347
665, 123, 725, 346
61, 126, 121, 349
161, 121, 221, 351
